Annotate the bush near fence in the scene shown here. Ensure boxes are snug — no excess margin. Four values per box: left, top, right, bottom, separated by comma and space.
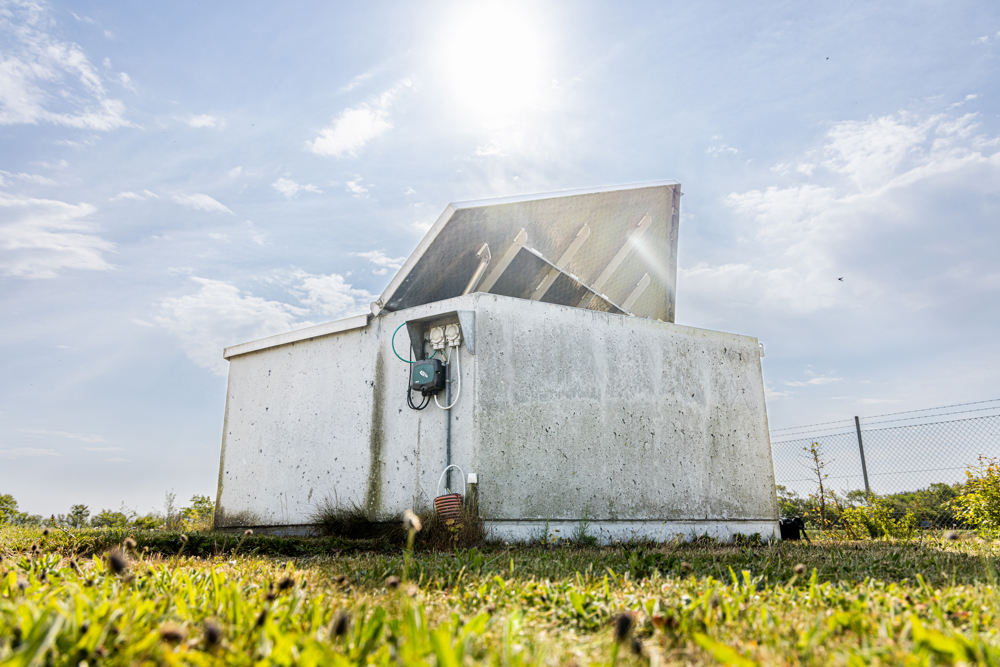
771, 400, 1000, 531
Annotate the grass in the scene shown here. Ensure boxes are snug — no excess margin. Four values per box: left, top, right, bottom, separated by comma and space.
4, 525, 1000, 665
309, 500, 487, 550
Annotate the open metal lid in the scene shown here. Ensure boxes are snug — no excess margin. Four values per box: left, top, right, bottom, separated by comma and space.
373, 181, 681, 322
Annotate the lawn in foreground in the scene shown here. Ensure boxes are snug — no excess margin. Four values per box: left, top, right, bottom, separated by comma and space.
3, 527, 1000, 665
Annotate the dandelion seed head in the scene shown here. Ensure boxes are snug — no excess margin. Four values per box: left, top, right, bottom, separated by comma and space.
403, 509, 422, 533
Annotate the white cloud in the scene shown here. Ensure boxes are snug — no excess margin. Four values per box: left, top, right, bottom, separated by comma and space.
475, 142, 506, 157
172, 193, 234, 215
32, 159, 68, 170
783, 376, 843, 387
949, 93, 979, 109
117, 72, 135, 91
70, 11, 98, 26
0, 1, 131, 130
309, 80, 411, 158
0, 447, 58, 459
155, 277, 308, 376
19, 428, 105, 443
85, 446, 123, 452
856, 398, 903, 405
684, 109, 1000, 320
351, 249, 406, 274
187, 114, 222, 128
106, 457, 128, 463
154, 272, 372, 376
337, 69, 376, 94
246, 221, 267, 246
345, 178, 369, 197
0, 170, 56, 185
764, 384, 793, 400
404, 187, 416, 195
111, 190, 158, 201
272, 177, 322, 198
0, 192, 113, 279
289, 270, 373, 317
228, 166, 243, 178
707, 142, 738, 157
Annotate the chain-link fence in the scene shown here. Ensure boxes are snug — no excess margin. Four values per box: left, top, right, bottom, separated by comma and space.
770, 399, 1000, 529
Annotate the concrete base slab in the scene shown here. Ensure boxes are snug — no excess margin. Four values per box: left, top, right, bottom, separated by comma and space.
486, 519, 780, 544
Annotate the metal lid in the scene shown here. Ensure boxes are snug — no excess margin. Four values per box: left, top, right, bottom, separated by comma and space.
375, 181, 681, 322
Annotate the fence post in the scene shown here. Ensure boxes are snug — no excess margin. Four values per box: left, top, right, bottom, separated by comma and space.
855, 416, 871, 498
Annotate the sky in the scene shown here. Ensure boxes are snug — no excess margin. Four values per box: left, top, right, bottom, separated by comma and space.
1, 0, 999, 517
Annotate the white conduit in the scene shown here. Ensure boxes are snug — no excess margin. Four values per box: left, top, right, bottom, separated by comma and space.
434, 344, 461, 410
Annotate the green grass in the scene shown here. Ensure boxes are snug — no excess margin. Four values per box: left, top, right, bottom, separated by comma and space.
4, 525, 1000, 665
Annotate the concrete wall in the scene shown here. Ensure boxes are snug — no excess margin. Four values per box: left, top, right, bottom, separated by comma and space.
215, 296, 481, 529
215, 293, 778, 541
472, 295, 778, 541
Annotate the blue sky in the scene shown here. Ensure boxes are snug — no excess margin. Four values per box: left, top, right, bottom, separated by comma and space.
2, 0, 998, 516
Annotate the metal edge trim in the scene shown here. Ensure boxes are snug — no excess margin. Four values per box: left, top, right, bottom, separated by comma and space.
375, 203, 458, 312
222, 313, 371, 359
450, 180, 679, 209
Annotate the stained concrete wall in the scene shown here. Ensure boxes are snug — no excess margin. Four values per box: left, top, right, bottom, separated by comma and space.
215, 293, 778, 540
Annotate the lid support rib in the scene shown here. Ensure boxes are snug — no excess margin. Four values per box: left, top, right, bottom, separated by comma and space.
462, 243, 492, 295
621, 273, 651, 312
579, 212, 652, 308
478, 228, 527, 294
530, 224, 591, 301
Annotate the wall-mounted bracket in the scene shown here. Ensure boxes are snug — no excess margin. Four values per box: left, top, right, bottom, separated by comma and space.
403, 310, 476, 359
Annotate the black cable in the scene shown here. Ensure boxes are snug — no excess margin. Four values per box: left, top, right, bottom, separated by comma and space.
407, 387, 430, 410
405, 334, 430, 410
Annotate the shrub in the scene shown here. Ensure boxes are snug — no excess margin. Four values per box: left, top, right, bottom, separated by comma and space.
950, 457, 1000, 538
842, 496, 916, 540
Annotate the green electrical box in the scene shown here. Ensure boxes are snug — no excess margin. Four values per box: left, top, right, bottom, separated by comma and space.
410, 358, 446, 395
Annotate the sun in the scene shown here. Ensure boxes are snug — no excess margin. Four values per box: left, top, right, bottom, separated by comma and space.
438, 2, 549, 120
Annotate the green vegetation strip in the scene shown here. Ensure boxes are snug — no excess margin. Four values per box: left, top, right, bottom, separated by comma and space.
4, 527, 1000, 665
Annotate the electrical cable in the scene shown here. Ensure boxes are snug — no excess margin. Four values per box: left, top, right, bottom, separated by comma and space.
407, 389, 430, 410
435, 344, 461, 410
391, 322, 413, 364
404, 334, 429, 410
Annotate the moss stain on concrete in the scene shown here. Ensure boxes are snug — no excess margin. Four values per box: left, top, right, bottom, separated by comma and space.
365, 343, 386, 516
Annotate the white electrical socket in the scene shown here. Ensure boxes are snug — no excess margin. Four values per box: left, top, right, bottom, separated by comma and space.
429, 326, 446, 350
445, 323, 462, 347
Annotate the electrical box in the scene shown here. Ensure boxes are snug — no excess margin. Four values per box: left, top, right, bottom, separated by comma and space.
410, 358, 445, 395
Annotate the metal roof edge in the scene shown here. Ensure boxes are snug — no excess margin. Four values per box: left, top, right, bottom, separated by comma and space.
223, 313, 370, 360
449, 180, 680, 209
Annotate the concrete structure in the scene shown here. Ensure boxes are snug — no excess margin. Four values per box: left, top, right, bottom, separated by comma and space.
214, 183, 780, 541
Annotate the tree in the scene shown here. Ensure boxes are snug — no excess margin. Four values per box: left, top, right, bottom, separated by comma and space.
69, 504, 90, 528
182, 494, 215, 531
163, 490, 181, 531
90, 504, 136, 529
0, 494, 17, 524
804, 441, 831, 527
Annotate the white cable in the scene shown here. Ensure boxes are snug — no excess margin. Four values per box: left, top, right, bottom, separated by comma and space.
434, 343, 461, 410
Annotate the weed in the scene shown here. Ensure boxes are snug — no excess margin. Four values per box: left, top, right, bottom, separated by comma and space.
573, 504, 599, 546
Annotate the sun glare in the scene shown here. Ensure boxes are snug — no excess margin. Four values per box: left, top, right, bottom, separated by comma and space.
439, 3, 549, 119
